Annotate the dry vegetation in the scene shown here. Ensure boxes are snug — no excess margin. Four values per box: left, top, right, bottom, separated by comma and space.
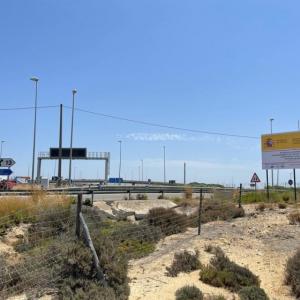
285, 249, 300, 298
0, 192, 73, 235
287, 211, 300, 225
0, 189, 299, 299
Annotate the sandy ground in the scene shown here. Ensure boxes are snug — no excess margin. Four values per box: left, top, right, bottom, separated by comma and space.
128, 205, 300, 300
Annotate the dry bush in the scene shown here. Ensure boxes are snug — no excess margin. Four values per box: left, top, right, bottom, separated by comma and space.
256, 203, 266, 211
205, 296, 226, 300
136, 193, 148, 200
200, 247, 259, 292
285, 249, 300, 298
184, 186, 193, 200
146, 207, 188, 236
287, 211, 300, 225
12, 184, 41, 191
166, 250, 201, 277
175, 285, 203, 300
0, 194, 73, 234
278, 202, 287, 209
200, 200, 244, 223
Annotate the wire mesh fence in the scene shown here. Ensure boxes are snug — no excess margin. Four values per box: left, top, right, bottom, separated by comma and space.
1, 185, 293, 299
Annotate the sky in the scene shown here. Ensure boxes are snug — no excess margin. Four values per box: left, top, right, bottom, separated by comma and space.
1, 0, 300, 186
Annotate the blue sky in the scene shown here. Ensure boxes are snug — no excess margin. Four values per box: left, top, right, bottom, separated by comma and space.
1, 0, 300, 186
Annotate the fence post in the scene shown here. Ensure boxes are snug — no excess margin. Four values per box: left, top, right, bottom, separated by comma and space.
238, 183, 242, 208
128, 190, 131, 200
76, 193, 82, 238
198, 188, 203, 235
91, 191, 94, 206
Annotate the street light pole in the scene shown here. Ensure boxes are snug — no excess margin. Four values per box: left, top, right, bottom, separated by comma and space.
68, 89, 77, 185
0, 141, 5, 158
270, 118, 274, 187
141, 159, 144, 182
118, 140, 122, 180
163, 146, 166, 184
30, 77, 39, 184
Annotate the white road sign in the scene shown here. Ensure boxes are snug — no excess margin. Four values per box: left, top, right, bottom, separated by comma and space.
0, 158, 16, 167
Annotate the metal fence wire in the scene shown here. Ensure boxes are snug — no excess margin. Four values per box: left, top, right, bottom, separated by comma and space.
0, 185, 251, 299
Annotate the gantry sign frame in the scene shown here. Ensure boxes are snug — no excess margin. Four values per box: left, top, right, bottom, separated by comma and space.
36, 150, 110, 181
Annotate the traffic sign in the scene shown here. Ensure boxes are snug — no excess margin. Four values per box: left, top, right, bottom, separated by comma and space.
0, 169, 13, 176
0, 158, 16, 167
251, 173, 261, 183
288, 179, 293, 186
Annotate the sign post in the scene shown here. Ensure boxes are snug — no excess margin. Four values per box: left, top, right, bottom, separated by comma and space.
293, 169, 297, 203
251, 173, 261, 201
261, 131, 300, 203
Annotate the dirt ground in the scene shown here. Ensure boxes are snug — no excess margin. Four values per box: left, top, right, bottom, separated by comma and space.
128, 204, 300, 300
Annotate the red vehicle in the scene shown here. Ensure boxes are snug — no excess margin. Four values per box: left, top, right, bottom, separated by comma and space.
0, 180, 17, 190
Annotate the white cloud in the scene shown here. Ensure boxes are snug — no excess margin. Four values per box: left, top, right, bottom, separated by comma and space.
124, 132, 191, 141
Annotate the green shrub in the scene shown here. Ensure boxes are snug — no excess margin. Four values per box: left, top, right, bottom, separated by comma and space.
285, 249, 300, 298
288, 211, 300, 225
59, 277, 117, 300
242, 191, 283, 203
117, 239, 155, 259
282, 194, 290, 203
166, 250, 201, 277
147, 207, 188, 236
199, 248, 259, 292
175, 285, 203, 300
83, 198, 93, 206
238, 286, 269, 300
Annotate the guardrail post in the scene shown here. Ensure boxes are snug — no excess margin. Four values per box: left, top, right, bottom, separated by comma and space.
198, 188, 203, 235
76, 194, 82, 238
128, 190, 131, 200
239, 183, 242, 208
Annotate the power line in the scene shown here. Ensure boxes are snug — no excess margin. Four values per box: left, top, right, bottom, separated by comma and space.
0, 105, 59, 111
0, 104, 259, 139
64, 105, 259, 140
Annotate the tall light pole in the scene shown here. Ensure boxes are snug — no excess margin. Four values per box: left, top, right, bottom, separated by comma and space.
141, 159, 144, 182
30, 77, 39, 184
270, 118, 274, 187
118, 140, 122, 180
163, 146, 166, 184
0, 141, 5, 158
68, 89, 77, 185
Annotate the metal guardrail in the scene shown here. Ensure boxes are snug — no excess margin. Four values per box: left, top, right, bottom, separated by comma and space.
0, 184, 256, 197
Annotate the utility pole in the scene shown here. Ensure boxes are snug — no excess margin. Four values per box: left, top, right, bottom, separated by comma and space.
184, 162, 186, 184
0, 140, 5, 158
30, 77, 39, 183
68, 89, 77, 185
141, 159, 144, 182
163, 146, 166, 183
270, 118, 274, 187
118, 140, 122, 181
57, 104, 63, 187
